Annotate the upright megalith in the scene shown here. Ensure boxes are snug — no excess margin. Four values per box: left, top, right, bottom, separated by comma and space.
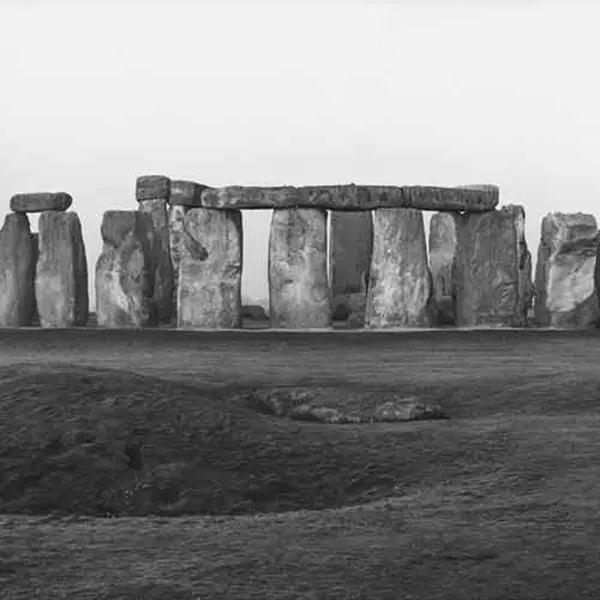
35, 211, 89, 327
536, 213, 599, 328
365, 208, 433, 329
95, 211, 156, 328
269, 208, 331, 329
329, 211, 373, 321
0, 214, 36, 326
136, 175, 173, 325
453, 205, 532, 328
428, 212, 458, 325
10, 192, 72, 213
167, 204, 188, 320
178, 208, 243, 329
30, 233, 40, 325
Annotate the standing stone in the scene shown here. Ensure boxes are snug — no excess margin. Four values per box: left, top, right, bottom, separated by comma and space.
178, 208, 243, 329
329, 211, 373, 321
269, 208, 331, 329
536, 213, 599, 328
168, 204, 189, 322
453, 205, 531, 328
365, 208, 434, 328
95, 211, 156, 328
138, 199, 173, 326
428, 212, 458, 325
35, 211, 89, 327
30, 233, 40, 326
0, 214, 35, 326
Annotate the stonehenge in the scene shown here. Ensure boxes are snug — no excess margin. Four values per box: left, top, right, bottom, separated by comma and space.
1, 176, 599, 331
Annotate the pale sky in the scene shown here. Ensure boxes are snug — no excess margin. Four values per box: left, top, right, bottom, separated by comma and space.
2, 1, 600, 308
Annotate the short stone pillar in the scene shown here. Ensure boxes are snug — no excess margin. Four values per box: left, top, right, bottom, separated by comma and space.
0, 213, 36, 326
95, 211, 156, 328
429, 212, 458, 325
537, 212, 599, 328
365, 208, 434, 328
136, 175, 173, 326
328, 211, 373, 322
453, 205, 532, 327
268, 208, 331, 329
177, 208, 243, 329
35, 211, 88, 327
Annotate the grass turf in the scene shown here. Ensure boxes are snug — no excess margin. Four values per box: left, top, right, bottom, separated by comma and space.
1, 329, 600, 598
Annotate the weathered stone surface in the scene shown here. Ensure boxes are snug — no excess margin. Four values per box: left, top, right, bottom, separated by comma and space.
201, 184, 499, 212
95, 211, 156, 328
0, 214, 35, 326
269, 208, 331, 329
167, 204, 188, 322
136, 175, 170, 201
365, 208, 434, 328
30, 233, 40, 326
241, 304, 268, 320
329, 211, 373, 321
10, 192, 72, 214
536, 213, 599, 328
178, 208, 243, 329
429, 212, 458, 325
169, 180, 210, 207
138, 199, 173, 325
453, 205, 531, 327
35, 211, 89, 327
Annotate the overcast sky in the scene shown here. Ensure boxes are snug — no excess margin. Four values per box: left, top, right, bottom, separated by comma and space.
2, 1, 599, 308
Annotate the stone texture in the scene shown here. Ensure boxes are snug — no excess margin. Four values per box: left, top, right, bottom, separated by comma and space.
169, 180, 210, 207
428, 212, 458, 325
10, 192, 72, 213
0, 214, 36, 326
95, 211, 156, 328
453, 205, 532, 328
136, 175, 170, 201
365, 208, 434, 328
201, 184, 499, 212
329, 211, 373, 321
269, 208, 331, 328
177, 208, 243, 329
35, 211, 89, 327
168, 204, 189, 322
30, 233, 40, 326
138, 199, 173, 325
536, 213, 599, 328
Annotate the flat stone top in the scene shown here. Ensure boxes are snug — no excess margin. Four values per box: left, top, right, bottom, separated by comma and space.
200, 184, 499, 212
10, 192, 72, 214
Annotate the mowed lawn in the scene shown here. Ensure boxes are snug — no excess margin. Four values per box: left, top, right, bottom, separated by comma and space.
2, 328, 600, 599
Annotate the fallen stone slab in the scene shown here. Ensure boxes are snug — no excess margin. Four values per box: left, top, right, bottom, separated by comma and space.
269, 208, 332, 329
429, 212, 458, 325
177, 208, 243, 329
200, 184, 499, 212
95, 211, 156, 328
10, 192, 72, 213
169, 180, 210, 207
135, 175, 170, 201
453, 205, 532, 327
35, 211, 89, 327
138, 198, 173, 325
537, 212, 600, 328
365, 208, 434, 328
0, 214, 36, 326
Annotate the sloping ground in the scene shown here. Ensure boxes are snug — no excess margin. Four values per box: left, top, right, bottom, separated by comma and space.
1, 330, 600, 598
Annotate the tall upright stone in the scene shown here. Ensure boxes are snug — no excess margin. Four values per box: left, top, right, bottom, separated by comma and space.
136, 175, 173, 326
35, 211, 89, 327
453, 205, 532, 327
328, 211, 373, 320
269, 208, 331, 329
95, 211, 156, 328
168, 204, 188, 322
365, 208, 433, 329
0, 214, 36, 326
428, 212, 458, 325
536, 213, 599, 328
177, 208, 243, 329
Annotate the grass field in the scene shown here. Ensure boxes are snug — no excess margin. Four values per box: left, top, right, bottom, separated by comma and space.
2, 328, 600, 599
